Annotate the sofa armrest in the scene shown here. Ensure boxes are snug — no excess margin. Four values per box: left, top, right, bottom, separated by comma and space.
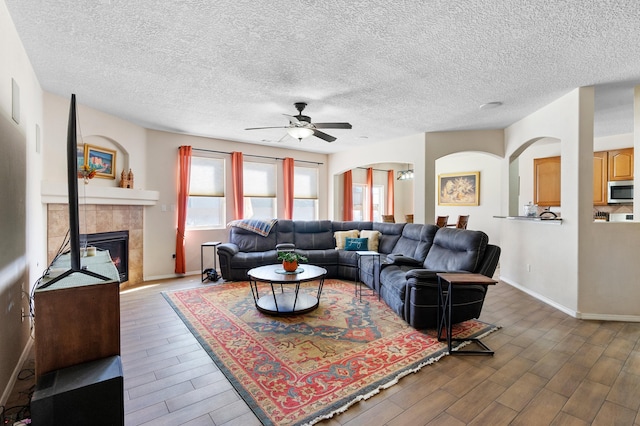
405, 269, 471, 282
385, 253, 422, 268
217, 243, 239, 256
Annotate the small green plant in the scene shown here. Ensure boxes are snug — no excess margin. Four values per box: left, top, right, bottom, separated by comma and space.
277, 251, 308, 263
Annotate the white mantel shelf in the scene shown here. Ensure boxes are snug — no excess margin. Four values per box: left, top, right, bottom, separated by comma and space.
41, 181, 159, 206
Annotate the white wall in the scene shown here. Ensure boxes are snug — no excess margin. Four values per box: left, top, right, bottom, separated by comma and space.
0, 0, 44, 404
576, 86, 640, 319
42, 92, 148, 189
517, 138, 562, 210
144, 130, 328, 280
501, 88, 593, 314
329, 134, 426, 221
435, 152, 502, 246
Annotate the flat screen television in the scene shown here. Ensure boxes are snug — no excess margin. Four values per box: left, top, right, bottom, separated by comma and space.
39, 94, 109, 288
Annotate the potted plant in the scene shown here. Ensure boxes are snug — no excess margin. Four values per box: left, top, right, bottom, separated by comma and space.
277, 251, 308, 272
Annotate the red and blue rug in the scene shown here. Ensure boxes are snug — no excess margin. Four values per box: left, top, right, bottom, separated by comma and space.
163, 279, 499, 426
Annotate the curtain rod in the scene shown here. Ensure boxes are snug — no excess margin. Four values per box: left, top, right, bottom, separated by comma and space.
356, 166, 392, 173
187, 147, 323, 165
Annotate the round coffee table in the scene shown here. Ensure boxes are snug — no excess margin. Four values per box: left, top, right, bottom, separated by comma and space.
247, 264, 327, 315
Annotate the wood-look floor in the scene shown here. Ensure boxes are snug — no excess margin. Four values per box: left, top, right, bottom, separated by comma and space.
8, 275, 640, 425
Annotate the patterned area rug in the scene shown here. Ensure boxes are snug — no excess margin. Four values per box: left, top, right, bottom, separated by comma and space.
163, 279, 499, 426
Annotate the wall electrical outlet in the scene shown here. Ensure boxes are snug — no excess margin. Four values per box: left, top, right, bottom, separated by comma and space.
527, 264, 532, 272
21, 307, 25, 322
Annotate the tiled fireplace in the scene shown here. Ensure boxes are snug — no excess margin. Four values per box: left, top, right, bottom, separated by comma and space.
47, 204, 143, 286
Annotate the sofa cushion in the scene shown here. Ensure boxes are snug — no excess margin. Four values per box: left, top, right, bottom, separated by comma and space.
389, 223, 424, 259
275, 219, 295, 245
424, 227, 488, 272
344, 237, 369, 251
229, 226, 278, 252
372, 222, 405, 254
294, 248, 338, 268
334, 230, 359, 249
360, 230, 380, 252
379, 265, 414, 317
294, 220, 334, 250
332, 221, 374, 232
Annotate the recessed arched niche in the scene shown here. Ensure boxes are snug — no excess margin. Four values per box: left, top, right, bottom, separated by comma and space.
82, 135, 130, 186
509, 137, 562, 217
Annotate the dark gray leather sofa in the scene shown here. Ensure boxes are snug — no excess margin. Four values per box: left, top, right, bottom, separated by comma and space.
217, 220, 500, 329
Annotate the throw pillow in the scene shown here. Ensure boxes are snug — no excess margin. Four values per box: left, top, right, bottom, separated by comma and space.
344, 237, 369, 251
360, 230, 381, 252
334, 230, 359, 249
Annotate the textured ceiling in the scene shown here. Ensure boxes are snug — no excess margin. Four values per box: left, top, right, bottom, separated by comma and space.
5, 0, 640, 153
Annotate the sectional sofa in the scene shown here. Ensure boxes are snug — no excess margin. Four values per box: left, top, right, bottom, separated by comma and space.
217, 220, 500, 329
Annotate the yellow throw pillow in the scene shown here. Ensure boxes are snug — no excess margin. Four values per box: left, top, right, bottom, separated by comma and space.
334, 230, 359, 249
360, 230, 381, 252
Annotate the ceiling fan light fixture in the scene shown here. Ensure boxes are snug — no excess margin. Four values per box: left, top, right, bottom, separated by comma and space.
287, 127, 314, 140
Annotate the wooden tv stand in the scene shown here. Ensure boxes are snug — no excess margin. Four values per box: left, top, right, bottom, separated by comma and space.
34, 251, 121, 377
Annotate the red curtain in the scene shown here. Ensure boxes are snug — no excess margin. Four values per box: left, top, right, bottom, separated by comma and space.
387, 170, 395, 216
175, 145, 192, 274
343, 170, 353, 221
366, 167, 373, 221
283, 157, 295, 219
231, 151, 244, 220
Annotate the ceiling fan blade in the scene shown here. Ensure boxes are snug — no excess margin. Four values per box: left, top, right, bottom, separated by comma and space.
313, 129, 337, 142
283, 114, 301, 125
245, 126, 289, 130
312, 122, 352, 129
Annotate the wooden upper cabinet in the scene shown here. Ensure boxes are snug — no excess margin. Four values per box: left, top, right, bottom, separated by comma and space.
608, 148, 634, 181
593, 151, 608, 206
534, 156, 561, 207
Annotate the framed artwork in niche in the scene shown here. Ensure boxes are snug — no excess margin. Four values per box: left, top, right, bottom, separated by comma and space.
85, 144, 116, 179
77, 145, 85, 169
438, 171, 480, 206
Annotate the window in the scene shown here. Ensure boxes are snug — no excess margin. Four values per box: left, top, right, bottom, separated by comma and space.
186, 156, 225, 229
293, 165, 318, 220
244, 161, 276, 219
353, 184, 365, 221
352, 183, 384, 221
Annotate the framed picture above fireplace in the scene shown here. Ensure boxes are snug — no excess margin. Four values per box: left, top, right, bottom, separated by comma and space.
85, 144, 116, 179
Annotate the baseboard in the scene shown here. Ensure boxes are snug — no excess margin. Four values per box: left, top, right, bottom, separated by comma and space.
0, 338, 33, 407
499, 276, 578, 318
579, 312, 640, 322
500, 276, 640, 322
144, 271, 200, 282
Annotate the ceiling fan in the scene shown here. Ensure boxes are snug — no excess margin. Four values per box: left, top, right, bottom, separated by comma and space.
245, 102, 352, 142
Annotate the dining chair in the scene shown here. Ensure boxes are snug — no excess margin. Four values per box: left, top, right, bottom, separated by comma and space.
435, 215, 449, 228
456, 215, 469, 229
382, 215, 395, 223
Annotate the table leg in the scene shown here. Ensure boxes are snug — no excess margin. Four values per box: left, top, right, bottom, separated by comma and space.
437, 276, 494, 356
200, 245, 205, 282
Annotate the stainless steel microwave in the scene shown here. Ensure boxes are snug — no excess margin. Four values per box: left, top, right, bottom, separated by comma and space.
608, 180, 634, 204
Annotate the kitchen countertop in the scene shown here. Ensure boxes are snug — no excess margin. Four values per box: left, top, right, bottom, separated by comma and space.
493, 215, 563, 224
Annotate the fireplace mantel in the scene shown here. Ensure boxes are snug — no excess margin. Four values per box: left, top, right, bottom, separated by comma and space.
41, 181, 159, 206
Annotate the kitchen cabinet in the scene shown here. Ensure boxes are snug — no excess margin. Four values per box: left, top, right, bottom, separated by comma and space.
608, 148, 634, 181
534, 156, 561, 206
593, 151, 608, 206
